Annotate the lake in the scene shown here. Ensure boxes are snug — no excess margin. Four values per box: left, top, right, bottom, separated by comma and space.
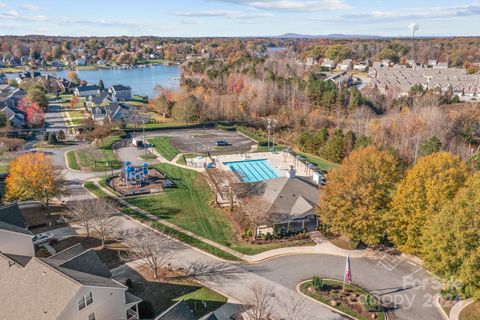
9, 64, 181, 97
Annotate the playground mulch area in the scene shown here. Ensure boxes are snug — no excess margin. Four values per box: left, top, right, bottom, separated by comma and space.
108, 168, 173, 196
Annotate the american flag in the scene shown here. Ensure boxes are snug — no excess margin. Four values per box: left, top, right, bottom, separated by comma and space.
344, 255, 352, 285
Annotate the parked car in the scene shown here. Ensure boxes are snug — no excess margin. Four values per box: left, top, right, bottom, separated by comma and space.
216, 140, 229, 146
32, 233, 55, 245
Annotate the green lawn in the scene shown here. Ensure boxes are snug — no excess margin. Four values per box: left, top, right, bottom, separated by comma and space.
126, 164, 315, 256
84, 181, 110, 198
460, 301, 480, 320
70, 135, 122, 171
300, 279, 385, 320
0, 163, 9, 174
65, 150, 80, 170
148, 137, 179, 161
176, 287, 227, 317
68, 110, 86, 119
296, 151, 339, 171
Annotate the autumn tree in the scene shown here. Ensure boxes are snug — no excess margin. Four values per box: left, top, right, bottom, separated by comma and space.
67, 71, 80, 85
388, 152, 468, 253
422, 173, 480, 299
5, 153, 68, 209
318, 146, 402, 245
17, 98, 45, 127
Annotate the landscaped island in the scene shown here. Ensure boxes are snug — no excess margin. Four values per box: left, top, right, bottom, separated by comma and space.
299, 277, 385, 320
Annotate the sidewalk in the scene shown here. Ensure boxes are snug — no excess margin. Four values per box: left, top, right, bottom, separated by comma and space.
450, 298, 474, 320
93, 179, 367, 263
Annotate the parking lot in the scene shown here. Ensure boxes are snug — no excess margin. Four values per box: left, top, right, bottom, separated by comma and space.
145, 128, 256, 154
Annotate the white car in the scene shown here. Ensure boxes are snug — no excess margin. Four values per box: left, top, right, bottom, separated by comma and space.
32, 233, 55, 246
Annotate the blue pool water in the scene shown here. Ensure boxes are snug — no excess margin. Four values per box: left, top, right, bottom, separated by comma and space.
224, 159, 280, 182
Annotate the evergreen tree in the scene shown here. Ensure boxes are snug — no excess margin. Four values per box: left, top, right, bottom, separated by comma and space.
418, 136, 442, 158
320, 129, 345, 163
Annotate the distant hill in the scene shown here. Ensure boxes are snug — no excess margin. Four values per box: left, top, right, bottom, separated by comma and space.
274, 33, 384, 39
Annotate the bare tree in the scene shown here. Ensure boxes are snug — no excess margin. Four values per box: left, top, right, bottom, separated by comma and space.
90, 198, 118, 248
244, 284, 275, 320
118, 229, 175, 279
279, 291, 307, 320
210, 169, 243, 211
67, 197, 98, 237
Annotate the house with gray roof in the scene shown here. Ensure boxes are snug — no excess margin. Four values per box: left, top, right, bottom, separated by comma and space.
0, 217, 142, 320
108, 84, 132, 101
74, 84, 102, 97
244, 167, 320, 235
0, 73, 7, 84
155, 300, 195, 320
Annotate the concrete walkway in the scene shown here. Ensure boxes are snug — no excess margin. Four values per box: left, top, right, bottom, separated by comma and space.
93, 179, 367, 263
450, 298, 475, 320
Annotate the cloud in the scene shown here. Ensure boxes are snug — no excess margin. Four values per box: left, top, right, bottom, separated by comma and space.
21, 3, 41, 11
3, 10, 20, 17
179, 19, 202, 25
58, 16, 144, 29
173, 9, 273, 19
212, 0, 350, 11
0, 2, 6, 8
337, 3, 480, 23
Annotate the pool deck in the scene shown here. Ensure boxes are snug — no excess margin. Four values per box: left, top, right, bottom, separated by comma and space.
213, 151, 315, 179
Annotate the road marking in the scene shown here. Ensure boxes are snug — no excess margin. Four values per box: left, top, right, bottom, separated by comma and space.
407, 267, 423, 277
377, 253, 404, 271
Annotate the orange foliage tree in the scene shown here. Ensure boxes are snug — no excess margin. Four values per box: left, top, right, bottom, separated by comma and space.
5, 153, 68, 209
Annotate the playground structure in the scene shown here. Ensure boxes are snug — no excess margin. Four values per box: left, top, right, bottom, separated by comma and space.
123, 161, 149, 186
107, 161, 175, 196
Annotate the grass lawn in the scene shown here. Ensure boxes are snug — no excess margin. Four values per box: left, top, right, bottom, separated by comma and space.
0, 163, 9, 174
68, 110, 86, 119
140, 153, 158, 160
66, 150, 80, 170
296, 151, 339, 171
148, 137, 178, 161
126, 164, 315, 256
70, 135, 122, 171
460, 301, 480, 320
300, 279, 385, 320
35, 141, 76, 149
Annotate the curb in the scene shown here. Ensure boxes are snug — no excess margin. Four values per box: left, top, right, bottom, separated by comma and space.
434, 294, 450, 320
296, 279, 388, 320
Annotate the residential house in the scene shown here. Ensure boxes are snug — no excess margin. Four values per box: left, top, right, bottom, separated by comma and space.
86, 91, 111, 110
325, 71, 352, 87
0, 59, 4, 68
0, 73, 7, 84
50, 59, 65, 67
353, 61, 369, 72
155, 300, 195, 320
321, 58, 336, 70
108, 84, 132, 101
434, 62, 448, 69
104, 102, 133, 122
0, 210, 142, 320
74, 85, 102, 97
381, 59, 392, 67
1, 106, 26, 127
16, 71, 41, 84
97, 59, 106, 65
246, 167, 320, 235
338, 59, 353, 71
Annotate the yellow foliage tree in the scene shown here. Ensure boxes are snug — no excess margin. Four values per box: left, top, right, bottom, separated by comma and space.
388, 152, 467, 254
317, 146, 401, 245
5, 153, 68, 209
422, 173, 480, 299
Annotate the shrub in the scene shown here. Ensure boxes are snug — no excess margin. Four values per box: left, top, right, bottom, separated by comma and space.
125, 278, 134, 289
138, 300, 155, 318
48, 131, 58, 144
43, 131, 50, 141
312, 276, 324, 291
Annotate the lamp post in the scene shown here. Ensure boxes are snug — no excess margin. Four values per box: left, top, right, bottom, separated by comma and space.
267, 119, 272, 151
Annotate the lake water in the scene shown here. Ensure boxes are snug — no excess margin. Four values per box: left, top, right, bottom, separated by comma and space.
9, 65, 180, 97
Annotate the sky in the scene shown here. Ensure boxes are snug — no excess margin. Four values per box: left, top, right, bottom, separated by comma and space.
0, 0, 480, 37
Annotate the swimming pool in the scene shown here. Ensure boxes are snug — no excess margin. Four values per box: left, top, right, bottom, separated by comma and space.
224, 159, 281, 182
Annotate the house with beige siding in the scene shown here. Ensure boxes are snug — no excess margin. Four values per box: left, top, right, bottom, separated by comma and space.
0, 206, 141, 320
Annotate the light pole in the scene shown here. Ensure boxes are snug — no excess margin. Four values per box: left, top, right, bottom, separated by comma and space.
267, 119, 272, 151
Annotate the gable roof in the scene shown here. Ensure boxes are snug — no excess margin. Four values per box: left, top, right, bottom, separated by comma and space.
49, 243, 85, 261
0, 220, 33, 235
76, 85, 101, 92
0, 203, 28, 229
110, 84, 131, 92
251, 177, 320, 220
156, 300, 195, 320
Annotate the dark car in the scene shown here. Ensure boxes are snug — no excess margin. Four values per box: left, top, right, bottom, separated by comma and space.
216, 140, 229, 146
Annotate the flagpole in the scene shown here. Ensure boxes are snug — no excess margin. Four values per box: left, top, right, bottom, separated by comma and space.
343, 255, 347, 292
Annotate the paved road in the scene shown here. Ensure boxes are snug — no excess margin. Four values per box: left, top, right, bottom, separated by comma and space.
45, 100, 69, 132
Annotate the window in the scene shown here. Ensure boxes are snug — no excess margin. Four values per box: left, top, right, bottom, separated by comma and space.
77, 292, 93, 311
86, 292, 93, 306
88, 313, 96, 320
77, 297, 86, 310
